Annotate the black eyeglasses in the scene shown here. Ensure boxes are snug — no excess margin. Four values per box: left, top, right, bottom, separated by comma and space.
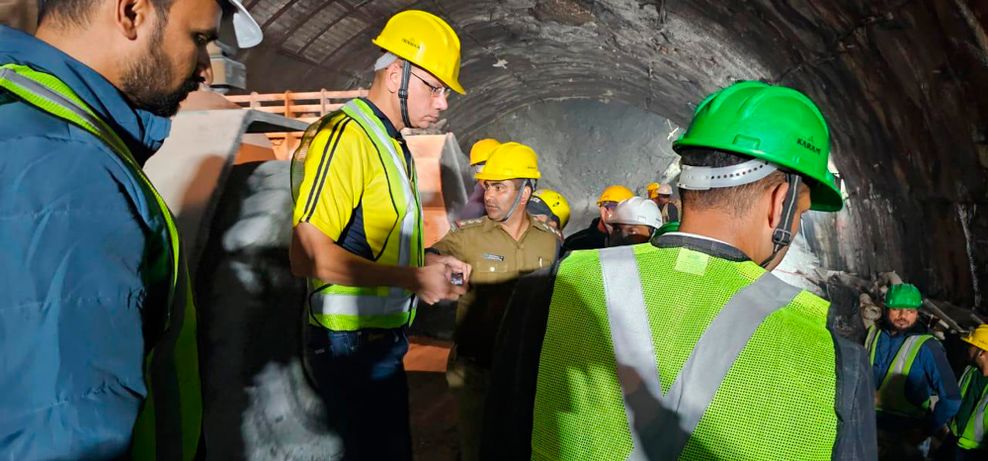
410, 71, 451, 98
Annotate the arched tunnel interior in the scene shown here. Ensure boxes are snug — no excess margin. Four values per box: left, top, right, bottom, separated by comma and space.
4, 0, 987, 459
239, 0, 988, 309
209, 1, 988, 458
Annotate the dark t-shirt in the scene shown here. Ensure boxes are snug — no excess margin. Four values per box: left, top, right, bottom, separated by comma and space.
664, 202, 680, 222
562, 217, 607, 252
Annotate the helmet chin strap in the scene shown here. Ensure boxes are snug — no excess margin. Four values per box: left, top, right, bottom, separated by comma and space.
398, 60, 413, 129
758, 173, 802, 268
496, 179, 534, 223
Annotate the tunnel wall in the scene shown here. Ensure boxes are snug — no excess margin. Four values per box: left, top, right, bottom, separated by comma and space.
241, 0, 988, 310
766, 1, 988, 309
462, 98, 681, 234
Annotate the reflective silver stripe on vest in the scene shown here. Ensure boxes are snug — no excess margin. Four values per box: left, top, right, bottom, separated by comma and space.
657, 270, 800, 456
974, 389, 988, 444
599, 247, 663, 461
309, 101, 422, 319
1, 66, 179, 315
599, 247, 800, 460
343, 100, 420, 269
0, 67, 126, 155
311, 288, 412, 317
890, 336, 926, 377
865, 326, 879, 363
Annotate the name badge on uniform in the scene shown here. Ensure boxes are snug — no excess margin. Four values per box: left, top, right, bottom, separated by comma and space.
483, 253, 504, 262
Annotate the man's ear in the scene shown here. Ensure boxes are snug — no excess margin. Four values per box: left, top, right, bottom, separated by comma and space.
766, 181, 790, 230
114, 0, 152, 40
385, 60, 403, 93
522, 183, 533, 202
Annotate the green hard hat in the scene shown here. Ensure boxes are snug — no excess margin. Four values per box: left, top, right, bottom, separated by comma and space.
886, 283, 923, 309
673, 81, 843, 212
656, 220, 680, 236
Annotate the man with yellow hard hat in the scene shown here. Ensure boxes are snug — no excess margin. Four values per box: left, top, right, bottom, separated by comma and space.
290, 10, 470, 459
938, 325, 988, 460
427, 142, 561, 460
527, 188, 571, 234
647, 181, 680, 223
563, 184, 634, 252
456, 138, 501, 221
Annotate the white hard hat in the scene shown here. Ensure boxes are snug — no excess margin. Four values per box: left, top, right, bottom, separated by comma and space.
607, 197, 663, 229
658, 183, 673, 195
219, 0, 263, 49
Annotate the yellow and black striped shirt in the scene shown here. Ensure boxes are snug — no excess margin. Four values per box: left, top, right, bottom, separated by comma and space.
293, 98, 416, 261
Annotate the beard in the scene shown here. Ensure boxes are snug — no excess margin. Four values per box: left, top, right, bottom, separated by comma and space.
120, 25, 201, 117
892, 319, 914, 331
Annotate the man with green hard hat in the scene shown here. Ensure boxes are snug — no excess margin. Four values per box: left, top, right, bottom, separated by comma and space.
482, 81, 877, 460
865, 283, 961, 460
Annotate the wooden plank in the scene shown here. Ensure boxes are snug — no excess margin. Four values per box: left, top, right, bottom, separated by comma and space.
230, 104, 345, 118
225, 89, 366, 103
282, 103, 339, 113
226, 101, 352, 111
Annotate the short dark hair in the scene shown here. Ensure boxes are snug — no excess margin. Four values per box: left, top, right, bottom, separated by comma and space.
678, 148, 787, 217
39, 0, 174, 28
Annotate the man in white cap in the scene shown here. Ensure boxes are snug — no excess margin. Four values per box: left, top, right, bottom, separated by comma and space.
606, 196, 663, 246
0, 1, 261, 458
647, 182, 680, 223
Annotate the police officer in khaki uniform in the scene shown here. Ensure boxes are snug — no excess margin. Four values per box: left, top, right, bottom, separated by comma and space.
426, 142, 560, 461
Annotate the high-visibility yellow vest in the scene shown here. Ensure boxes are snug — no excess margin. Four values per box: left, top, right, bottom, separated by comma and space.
950, 366, 988, 450
296, 99, 424, 331
0, 63, 201, 460
865, 325, 934, 417
533, 244, 839, 460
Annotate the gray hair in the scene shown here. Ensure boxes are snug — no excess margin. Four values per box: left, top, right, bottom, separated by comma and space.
374, 52, 398, 71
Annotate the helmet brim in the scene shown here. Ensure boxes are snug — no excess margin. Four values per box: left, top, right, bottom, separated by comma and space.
961, 336, 988, 352
372, 39, 466, 95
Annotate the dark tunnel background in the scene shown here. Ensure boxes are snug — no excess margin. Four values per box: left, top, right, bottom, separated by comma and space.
238, 0, 988, 313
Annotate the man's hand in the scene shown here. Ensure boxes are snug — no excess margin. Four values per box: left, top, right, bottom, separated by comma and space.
425, 253, 473, 287
413, 263, 467, 304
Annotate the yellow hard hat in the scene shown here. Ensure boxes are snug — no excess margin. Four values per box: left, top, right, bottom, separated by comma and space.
962, 325, 988, 352
533, 189, 571, 230
372, 10, 466, 95
647, 182, 661, 196
474, 142, 541, 181
597, 185, 634, 205
470, 138, 500, 166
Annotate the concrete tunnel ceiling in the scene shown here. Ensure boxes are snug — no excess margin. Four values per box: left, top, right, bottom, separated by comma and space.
237, 0, 988, 311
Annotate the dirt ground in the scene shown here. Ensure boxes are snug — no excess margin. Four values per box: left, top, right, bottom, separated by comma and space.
405, 337, 458, 461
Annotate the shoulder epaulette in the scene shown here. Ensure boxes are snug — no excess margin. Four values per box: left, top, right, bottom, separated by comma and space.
454, 218, 485, 230
533, 220, 563, 239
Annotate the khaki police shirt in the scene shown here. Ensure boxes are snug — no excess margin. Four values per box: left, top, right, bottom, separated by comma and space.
430, 214, 561, 366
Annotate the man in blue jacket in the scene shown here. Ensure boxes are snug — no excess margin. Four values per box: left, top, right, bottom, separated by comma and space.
865, 283, 962, 460
0, 0, 260, 458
